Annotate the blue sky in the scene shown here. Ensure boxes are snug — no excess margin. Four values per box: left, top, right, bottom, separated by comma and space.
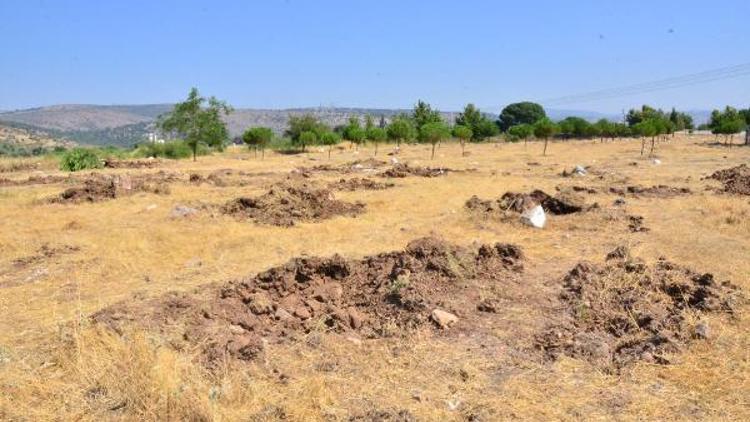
1, 0, 748, 113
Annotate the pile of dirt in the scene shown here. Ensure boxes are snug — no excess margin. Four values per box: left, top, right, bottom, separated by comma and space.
221, 182, 366, 226
11, 244, 80, 268
707, 164, 750, 195
327, 177, 395, 192
50, 173, 170, 203
380, 163, 451, 178
609, 185, 691, 198
466, 189, 592, 216
536, 247, 742, 371
91, 237, 525, 366
301, 159, 388, 175
103, 158, 161, 169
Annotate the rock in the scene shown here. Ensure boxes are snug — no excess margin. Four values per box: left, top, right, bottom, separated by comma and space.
247, 292, 274, 314
520, 205, 546, 228
574, 165, 587, 176
390, 157, 399, 165
170, 205, 198, 218
294, 306, 311, 319
694, 321, 711, 339
144, 204, 158, 211
228, 324, 245, 335
274, 308, 295, 322
431, 309, 458, 329
347, 307, 363, 329
652, 159, 662, 165
345, 335, 363, 346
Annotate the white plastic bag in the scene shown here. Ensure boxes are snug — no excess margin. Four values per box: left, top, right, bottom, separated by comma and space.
521, 205, 546, 228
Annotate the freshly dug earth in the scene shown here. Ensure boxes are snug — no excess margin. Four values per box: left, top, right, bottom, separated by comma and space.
466, 189, 591, 215
103, 158, 161, 169
221, 182, 366, 226
0, 174, 68, 187
91, 237, 525, 367
536, 247, 742, 372
301, 159, 388, 174
327, 177, 395, 192
707, 164, 750, 195
380, 163, 451, 178
50, 173, 170, 203
609, 185, 691, 198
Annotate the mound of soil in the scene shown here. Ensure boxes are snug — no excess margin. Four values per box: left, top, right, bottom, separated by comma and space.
380, 163, 451, 178
466, 189, 591, 216
91, 237, 525, 366
609, 185, 691, 198
50, 174, 170, 203
221, 183, 366, 226
536, 247, 741, 371
0, 174, 68, 187
327, 178, 395, 191
707, 164, 750, 195
103, 158, 160, 169
301, 159, 388, 175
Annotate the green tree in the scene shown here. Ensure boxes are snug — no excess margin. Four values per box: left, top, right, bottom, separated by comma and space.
625, 105, 665, 127
419, 122, 451, 159
452, 124, 473, 156
242, 127, 274, 159
633, 119, 657, 156
533, 117, 558, 156
498, 102, 546, 131
412, 100, 443, 131
710, 106, 746, 147
157, 87, 232, 161
342, 117, 366, 149
297, 130, 318, 151
507, 123, 534, 144
366, 126, 387, 156
319, 131, 341, 159
455, 103, 498, 141
59, 148, 102, 171
285, 114, 329, 144
386, 116, 416, 147
557, 116, 592, 139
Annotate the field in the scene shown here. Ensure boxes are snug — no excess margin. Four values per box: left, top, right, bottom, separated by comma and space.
0, 135, 748, 420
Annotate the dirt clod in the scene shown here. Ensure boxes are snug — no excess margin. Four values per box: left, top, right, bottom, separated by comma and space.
221, 183, 365, 226
609, 185, 691, 198
536, 247, 742, 371
380, 163, 451, 178
50, 173, 171, 203
467, 189, 591, 216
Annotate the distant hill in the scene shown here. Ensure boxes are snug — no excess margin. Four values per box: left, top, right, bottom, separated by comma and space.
0, 121, 76, 155
0, 104, 713, 147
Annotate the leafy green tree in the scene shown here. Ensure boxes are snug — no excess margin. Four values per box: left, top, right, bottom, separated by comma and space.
710, 106, 746, 147
342, 117, 366, 149
285, 114, 329, 143
157, 87, 232, 161
594, 119, 615, 142
386, 116, 416, 147
419, 122, 451, 159
452, 124, 473, 155
455, 104, 498, 141
625, 105, 665, 127
366, 126, 387, 156
242, 127, 274, 159
498, 102, 546, 131
633, 120, 657, 156
557, 116, 592, 139
507, 123, 534, 144
533, 118, 558, 156
669, 108, 694, 132
297, 131, 318, 151
319, 131, 341, 159
412, 100, 443, 131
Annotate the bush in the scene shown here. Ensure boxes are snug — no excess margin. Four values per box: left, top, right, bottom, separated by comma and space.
59, 148, 103, 172
134, 141, 208, 159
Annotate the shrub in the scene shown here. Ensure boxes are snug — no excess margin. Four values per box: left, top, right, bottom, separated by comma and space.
59, 148, 103, 172
134, 141, 208, 159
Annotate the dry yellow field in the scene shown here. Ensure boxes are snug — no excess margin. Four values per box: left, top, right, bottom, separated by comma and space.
1, 135, 748, 420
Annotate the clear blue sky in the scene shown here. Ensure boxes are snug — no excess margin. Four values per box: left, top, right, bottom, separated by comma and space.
1, 0, 748, 113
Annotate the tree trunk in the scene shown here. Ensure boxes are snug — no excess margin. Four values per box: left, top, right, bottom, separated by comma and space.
640, 138, 645, 156
649, 137, 655, 156
261, 147, 265, 159
328, 145, 332, 159
745, 130, 749, 146
374, 142, 378, 156
543, 138, 549, 156
524, 137, 528, 148
728, 135, 732, 149
431, 143, 436, 159
461, 141, 465, 156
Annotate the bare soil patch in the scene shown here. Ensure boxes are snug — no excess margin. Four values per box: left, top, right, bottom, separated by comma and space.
707, 164, 750, 195
221, 182, 366, 226
536, 247, 742, 372
327, 177, 395, 192
50, 173, 171, 203
608, 185, 691, 198
466, 188, 593, 216
91, 237, 524, 367
380, 163, 452, 178
0, 174, 69, 187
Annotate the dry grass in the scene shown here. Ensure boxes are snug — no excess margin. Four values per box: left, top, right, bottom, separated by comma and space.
1, 135, 748, 420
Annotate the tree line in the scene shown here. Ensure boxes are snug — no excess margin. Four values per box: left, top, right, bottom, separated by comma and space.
156, 88, 750, 161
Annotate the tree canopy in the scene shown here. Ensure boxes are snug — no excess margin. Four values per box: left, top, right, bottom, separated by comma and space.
418, 121, 451, 159
157, 87, 232, 161
242, 127, 273, 158
455, 103, 498, 141
285, 114, 329, 142
498, 102, 546, 131
386, 116, 416, 146
412, 100, 443, 130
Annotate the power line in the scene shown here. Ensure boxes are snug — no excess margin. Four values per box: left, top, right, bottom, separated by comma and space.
541, 62, 750, 106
